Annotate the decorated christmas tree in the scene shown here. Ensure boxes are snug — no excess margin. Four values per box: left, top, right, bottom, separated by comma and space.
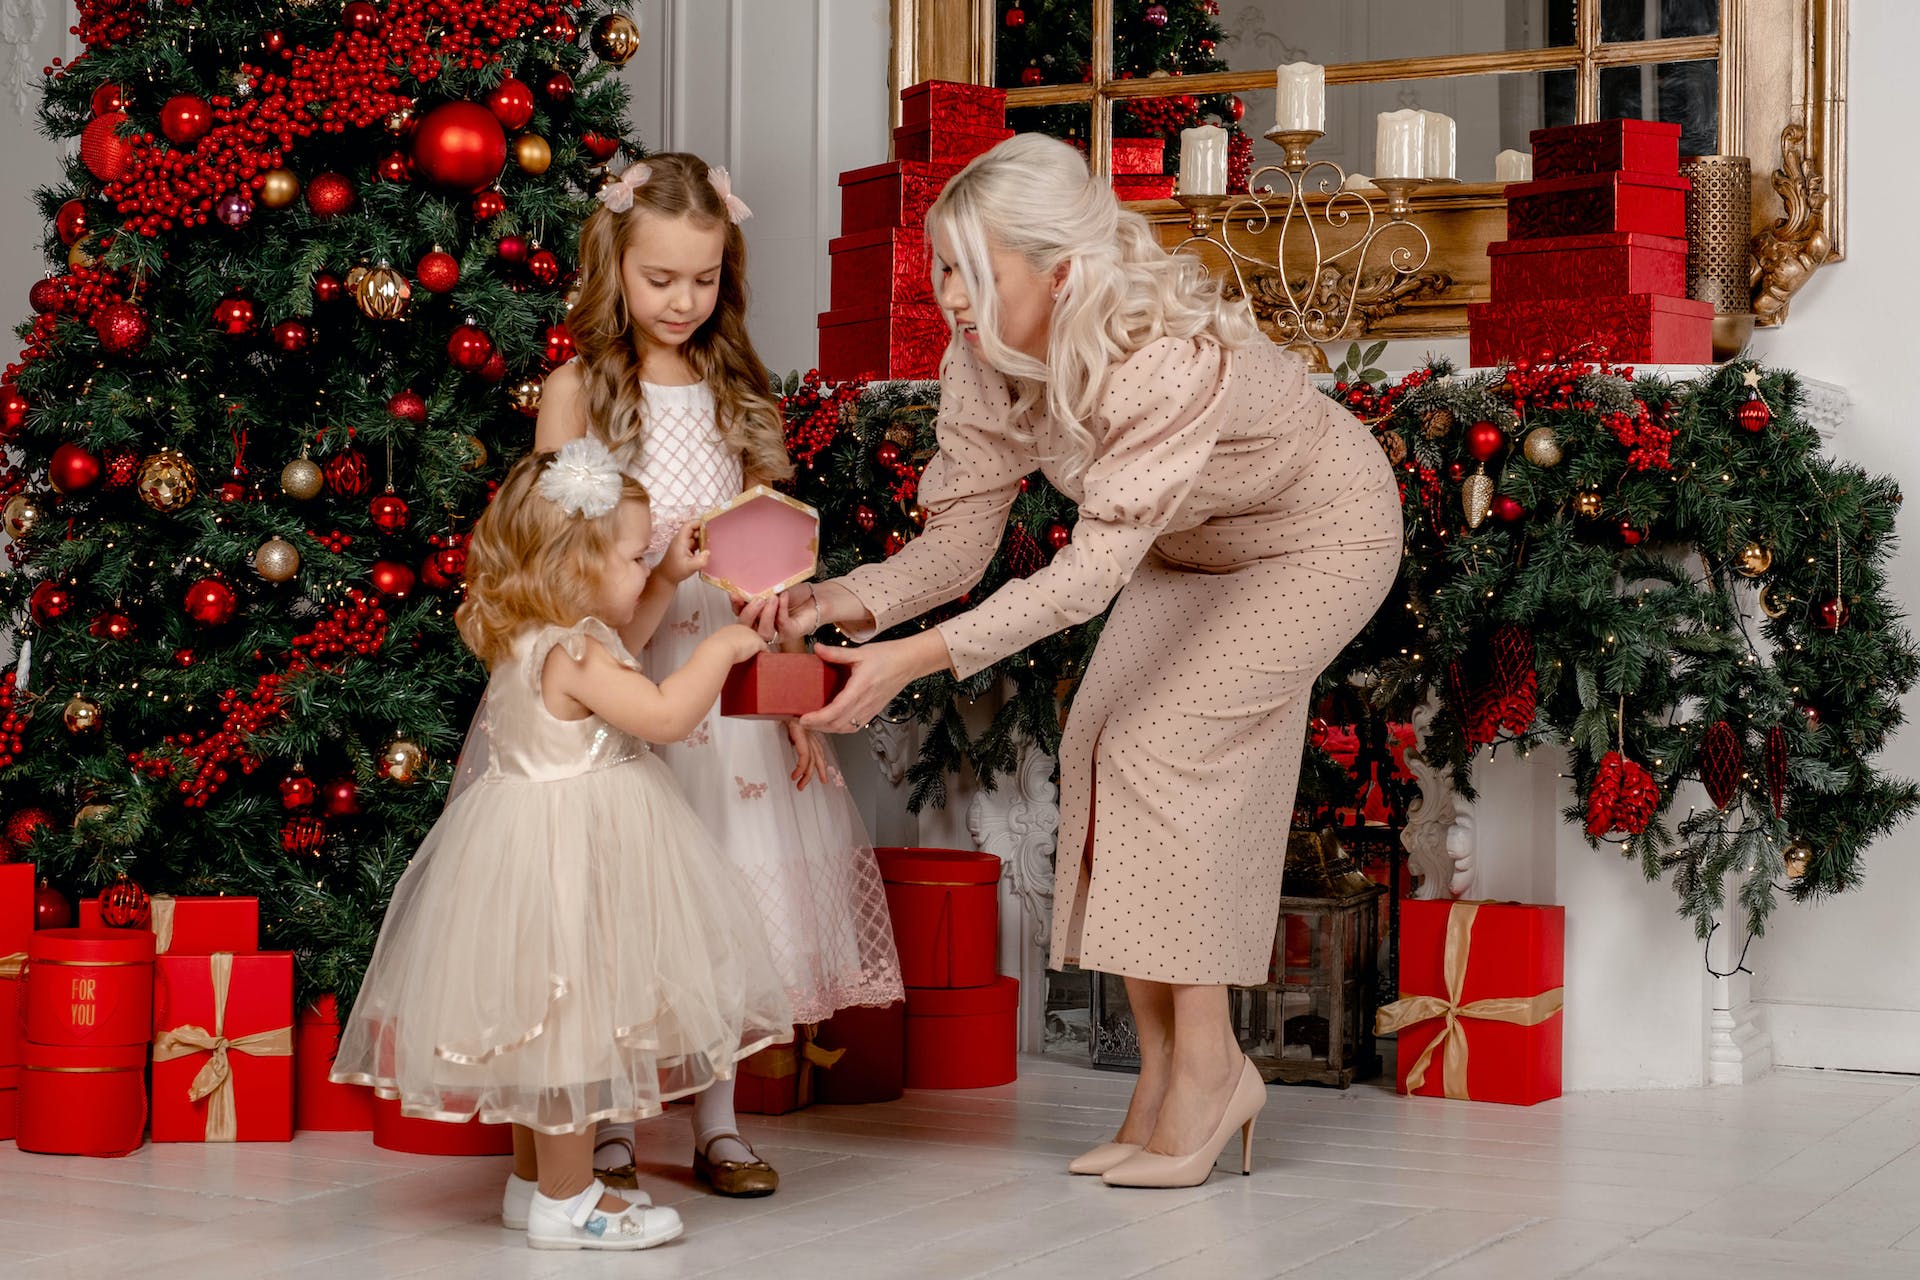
995, 0, 1252, 190
0, 1, 646, 1004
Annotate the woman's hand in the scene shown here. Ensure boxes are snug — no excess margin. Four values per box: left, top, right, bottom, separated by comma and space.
800, 630, 952, 734
735, 582, 827, 646
785, 721, 835, 791
657, 522, 708, 585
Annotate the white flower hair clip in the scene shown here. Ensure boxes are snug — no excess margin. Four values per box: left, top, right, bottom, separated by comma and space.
538, 436, 624, 520
707, 166, 753, 224
596, 162, 653, 214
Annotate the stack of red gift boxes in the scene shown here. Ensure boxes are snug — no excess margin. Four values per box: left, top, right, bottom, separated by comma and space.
1470, 119, 1711, 366
882, 847, 1018, 1091
817, 81, 1010, 381
1110, 137, 1176, 203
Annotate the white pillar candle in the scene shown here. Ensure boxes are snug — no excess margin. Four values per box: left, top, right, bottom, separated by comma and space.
1274, 62, 1324, 132
1374, 109, 1425, 179
1495, 149, 1534, 183
1420, 110, 1456, 180
1176, 124, 1229, 195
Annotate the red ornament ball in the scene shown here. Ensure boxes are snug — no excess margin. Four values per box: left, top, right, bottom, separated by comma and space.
1145, 4, 1169, 27
432, 546, 467, 582
487, 77, 536, 130
173, 647, 195, 667
479, 351, 508, 383
98, 875, 151, 929
270, 319, 312, 353
527, 248, 561, 286
321, 777, 361, 818
1465, 420, 1505, 463
93, 301, 150, 356
1229, 96, 1246, 122
375, 150, 412, 183
471, 188, 506, 220
387, 389, 428, 423
29, 275, 64, 315
0, 383, 27, 436
543, 12, 577, 41
853, 504, 878, 532
29, 581, 73, 625
496, 234, 529, 264
883, 531, 908, 556
313, 272, 345, 305
1738, 394, 1773, 433
370, 559, 415, 599
416, 248, 460, 293
1492, 495, 1527, 523
306, 172, 356, 218
1445, 461, 1468, 484
5, 808, 54, 857
55, 199, 90, 246
92, 610, 135, 641
1021, 66, 1045, 85
581, 131, 621, 163
103, 449, 138, 488
324, 450, 371, 497
213, 296, 257, 335
49, 442, 102, 493
215, 191, 254, 228
280, 772, 316, 810
369, 493, 410, 533
542, 70, 576, 103
342, 0, 381, 34
543, 323, 575, 367
184, 577, 238, 626
34, 878, 71, 930
89, 83, 127, 116
159, 95, 212, 146
282, 815, 326, 855
1619, 522, 1645, 546
1816, 596, 1849, 631
447, 322, 495, 371
81, 112, 135, 182
876, 441, 902, 469
1047, 522, 1072, 551
1006, 7, 1026, 28
411, 101, 508, 193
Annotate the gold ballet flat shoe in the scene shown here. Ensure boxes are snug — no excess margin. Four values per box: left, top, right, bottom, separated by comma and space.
693, 1134, 780, 1198
1102, 1057, 1266, 1189
1067, 1142, 1142, 1176
592, 1133, 637, 1187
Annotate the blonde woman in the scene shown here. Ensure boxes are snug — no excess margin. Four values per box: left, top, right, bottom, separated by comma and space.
748, 133, 1401, 1188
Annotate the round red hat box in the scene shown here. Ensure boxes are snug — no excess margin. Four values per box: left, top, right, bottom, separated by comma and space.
904, 975, 1019, 1090
295, 995, 375, 1133
372, 1095, 514, 1155
875, 847, 1001, 990
17, 1040, 149, 1156
25, 926, 156, 1048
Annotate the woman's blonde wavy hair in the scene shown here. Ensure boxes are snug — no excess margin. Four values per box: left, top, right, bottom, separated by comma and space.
454, 452, 650, 669
568, 151, 791, 482
926, 132, 1259, 484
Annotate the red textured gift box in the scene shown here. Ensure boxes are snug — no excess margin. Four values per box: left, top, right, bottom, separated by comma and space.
900, 80, 1006, 133
296, 995, 374, 1132
1488, 232, 1689, 304
1113, 174, 1177, 202
372, 1095, 515, 1155
812, 1001, 906, 1105
151, 950, 294, 1142
1505, 170, 1690, 240
720, 652, 850, 720
894, 123, 1013, 167
0, 862, 31, 1068
829, 227, 933, 310
1381, 900, 1564, 1106
80, 893, 259, 955
904, 976, 1018, 1089
817, 301, 948, 381
17, 1040, 148, 1156
877, 848, 1001, 990
1469, 293, 1713, 365
26, 926, 156, 1048
839, 160, 961, 235
1111, 137, 1165, 175
1530, 118, 1681, 180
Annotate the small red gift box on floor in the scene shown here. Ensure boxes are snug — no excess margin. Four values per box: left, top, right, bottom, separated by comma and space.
371, 1095, 515, 1155
1, 862, 33, 1066
904, 976, 1018, 1090
1487, 232, 1689, 304
829, 227, 934, 309
811, 1001, 906, 1105
839, 160, 962, 235
721, 652, 849, 720
1469, 292, 1713, 365
17, 1040, 149, 1156
736, 1027, 838, 1115
0, 1064, 17, 1141
1505, 169, 1690, 240
1376, 900, 1564, 1106
296, 995, 374, 1132
1530, 119, 1681, 180
900, 80, 1006, 133
151, 950, 295, 1142
894, 123, 1013, 168
876, 848, 1000, 990
25, 926, 156, 1048
80, 893, 259, 955
817, 301, 948, 381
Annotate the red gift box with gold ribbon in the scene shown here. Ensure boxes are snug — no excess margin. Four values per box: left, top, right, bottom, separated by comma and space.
0, 862, 32, 1067
151, 950, 295, 1141
736, 1026, 836, 1116
80, 893, 259, 955
1376, 900, 1564, 1105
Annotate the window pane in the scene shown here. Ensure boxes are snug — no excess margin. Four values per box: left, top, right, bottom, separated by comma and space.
1598, 60, 1717, 155
1601, 0, 1718, 43
994, 0, 1092, 89
1210, 0, 1573, 68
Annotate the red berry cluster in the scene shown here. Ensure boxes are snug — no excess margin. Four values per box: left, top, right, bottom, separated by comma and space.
10, 266, 130, 372
1495, 353, 1634, 414
289, 588, 389, 669
1119, 94, 1200, 139
71, 0, 143, 48
1603, 399, 1676, 472
781, 370, 869, 466
306, 529, 355, 554
1585, 748, 1661, 837
130, 673, 287, 807
1334, 366, 1431, 424
0, 670, 24, 769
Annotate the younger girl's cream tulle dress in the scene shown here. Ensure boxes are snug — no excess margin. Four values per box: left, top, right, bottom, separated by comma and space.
331, 619, 794, 1133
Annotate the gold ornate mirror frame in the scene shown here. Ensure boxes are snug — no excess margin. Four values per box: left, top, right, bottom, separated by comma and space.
891, 0, 1844, 343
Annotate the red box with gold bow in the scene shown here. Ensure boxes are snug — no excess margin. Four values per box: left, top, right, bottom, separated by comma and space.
1376, 900, 1564, 1106
151, 950, 295, 1141
80, 893, 259, 955
0, 862, 33, 1068
736, 1026, 833, 1115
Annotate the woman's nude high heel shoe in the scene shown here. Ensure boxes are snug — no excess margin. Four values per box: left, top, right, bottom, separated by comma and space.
1101, 1057, 1265, 1189
1066, 1142, 1142, 1176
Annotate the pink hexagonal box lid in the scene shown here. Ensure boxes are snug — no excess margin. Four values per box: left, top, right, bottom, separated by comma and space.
697, 485, 820, 599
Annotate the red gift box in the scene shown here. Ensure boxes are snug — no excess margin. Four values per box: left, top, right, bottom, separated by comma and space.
1111, 137, 1165, 176
720, 652, 850, 720
151, 950, 294, 1142
736, 1027, 834, 1116
296, 995, 374, 1132
811, 1001, 906, 1105
904, 976, 1018, 1089
839, 159, 961, 235
829, 227, 934, 310
0, 1063, 14, 1140
1, 862, 32, 1067
371, 1095, 515, 1155
1113, 174, 1177, 202
17, 1039, 148, 1156
900, 80, 1006, 133
1469, 293, 1713, 366
817, 301, 948, 381
80, 893, 259, 955
894, 123, 1013, 167
1530, 119, 1681, 180
876, 848, 1001, 990
1487, 232, 1689, 304
25, 926, 156, 1048
1376, 900, 1564, 1105
1505, 169, 1690, 240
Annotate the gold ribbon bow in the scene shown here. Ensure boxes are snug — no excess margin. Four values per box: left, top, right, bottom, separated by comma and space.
151, 951, 292, 1141
0, 950, 24, 979
741, 1025, 845, 1107
1373, 901, 1564, 1101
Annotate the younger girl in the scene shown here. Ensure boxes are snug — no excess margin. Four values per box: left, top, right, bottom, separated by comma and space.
535, 152, 903, 1196
332, 438, 791, 1250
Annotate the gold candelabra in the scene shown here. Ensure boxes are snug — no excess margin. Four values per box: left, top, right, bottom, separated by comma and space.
1174, 128, 1440, 368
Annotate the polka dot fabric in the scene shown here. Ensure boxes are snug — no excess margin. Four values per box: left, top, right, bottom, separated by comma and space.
840, 335, 1400, 985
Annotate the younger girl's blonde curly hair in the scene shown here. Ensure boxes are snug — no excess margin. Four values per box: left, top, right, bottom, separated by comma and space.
454, 451, 650, 669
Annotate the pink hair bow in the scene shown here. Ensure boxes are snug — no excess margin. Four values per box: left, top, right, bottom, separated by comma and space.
707, 167, 753, 223
596, 162, 653, 213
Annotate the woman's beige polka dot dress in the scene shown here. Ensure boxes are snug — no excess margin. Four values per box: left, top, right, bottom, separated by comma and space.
838, 334, 1401, 986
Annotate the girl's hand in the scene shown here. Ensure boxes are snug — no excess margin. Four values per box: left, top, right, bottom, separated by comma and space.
658, 522, 708, 585
706, 622, 768, 665
772, 584, 824, 647
799, 632, 950, 734
733, 590, 780, 641
785, 721, 834, 791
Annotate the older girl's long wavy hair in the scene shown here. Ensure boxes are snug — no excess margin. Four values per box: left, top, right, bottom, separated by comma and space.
926, 133, 1259, 486
455, 452, 650, 669
568, 151, 791, 481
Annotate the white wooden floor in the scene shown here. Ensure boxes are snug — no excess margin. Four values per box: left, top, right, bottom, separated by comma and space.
5, 1054, 1920, 1278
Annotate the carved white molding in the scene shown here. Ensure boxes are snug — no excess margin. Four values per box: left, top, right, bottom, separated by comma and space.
966, 737, 1060, 950
1709, 1002, 1774, 1085
864, 718, 915, 787
2, 0, 47, 119
1402, 695, 1475, 899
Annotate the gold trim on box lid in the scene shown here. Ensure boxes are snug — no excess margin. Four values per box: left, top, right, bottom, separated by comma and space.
695, 484, 821, 600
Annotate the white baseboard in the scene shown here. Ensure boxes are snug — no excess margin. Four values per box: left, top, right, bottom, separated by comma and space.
1760, 999, 1920, 1073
